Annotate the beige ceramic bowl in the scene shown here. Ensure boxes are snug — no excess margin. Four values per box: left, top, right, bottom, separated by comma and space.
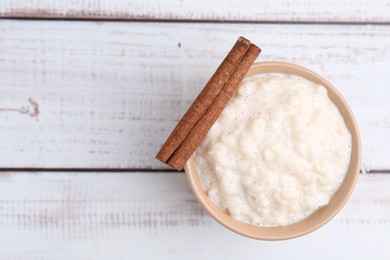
184, 61, 361, 240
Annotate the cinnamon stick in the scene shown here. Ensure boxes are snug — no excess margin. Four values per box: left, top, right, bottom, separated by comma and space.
156, 36, 251, 163
167, 44, 261, 170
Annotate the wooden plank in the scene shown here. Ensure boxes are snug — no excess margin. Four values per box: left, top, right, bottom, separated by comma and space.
0, 172, 388, 259
0, 20, 389, 170
1, 0, 390, 22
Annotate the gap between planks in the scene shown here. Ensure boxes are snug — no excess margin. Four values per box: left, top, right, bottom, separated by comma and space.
0, 168, 388, 174
1, 17, 390, 26
0, 168, 180, 173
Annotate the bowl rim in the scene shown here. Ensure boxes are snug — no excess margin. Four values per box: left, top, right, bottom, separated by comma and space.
184, 61, 362, 240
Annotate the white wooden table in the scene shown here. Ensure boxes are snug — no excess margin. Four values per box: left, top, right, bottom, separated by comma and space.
0, 1, 389, 259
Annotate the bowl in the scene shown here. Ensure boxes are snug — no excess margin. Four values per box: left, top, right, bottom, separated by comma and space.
184, 61, 361, 240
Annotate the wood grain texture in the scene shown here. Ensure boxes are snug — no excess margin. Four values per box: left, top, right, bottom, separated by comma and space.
1, 0, 390, 22
0, 20, 389, 170
0, 172, 388, 259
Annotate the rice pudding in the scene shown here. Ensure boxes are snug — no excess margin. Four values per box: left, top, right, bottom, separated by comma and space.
194, 73, 352, 227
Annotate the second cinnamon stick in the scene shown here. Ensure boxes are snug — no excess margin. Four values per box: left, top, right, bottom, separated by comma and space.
167, 44, 261, 170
